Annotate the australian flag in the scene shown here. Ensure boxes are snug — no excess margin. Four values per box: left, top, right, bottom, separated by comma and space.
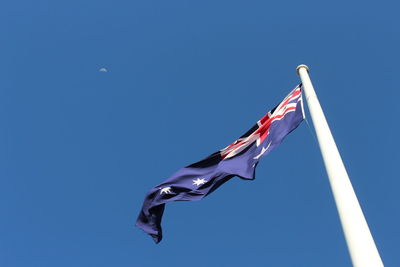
136, 85, 305, 243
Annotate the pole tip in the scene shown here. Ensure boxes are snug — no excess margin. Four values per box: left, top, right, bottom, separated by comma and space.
296, 64, 309, 75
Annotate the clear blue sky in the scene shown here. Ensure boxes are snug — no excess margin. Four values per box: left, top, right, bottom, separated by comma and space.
1, 0, 399, 266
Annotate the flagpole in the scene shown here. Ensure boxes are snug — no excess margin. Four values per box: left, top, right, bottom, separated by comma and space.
296, 65, 383, 267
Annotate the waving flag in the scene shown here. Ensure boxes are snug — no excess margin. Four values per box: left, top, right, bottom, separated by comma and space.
136, 85, 305, 243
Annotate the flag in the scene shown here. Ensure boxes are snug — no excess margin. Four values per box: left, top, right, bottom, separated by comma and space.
136, 84, 305, 243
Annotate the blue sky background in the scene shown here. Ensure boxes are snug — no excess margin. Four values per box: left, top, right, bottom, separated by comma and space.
1, 0, 399, 266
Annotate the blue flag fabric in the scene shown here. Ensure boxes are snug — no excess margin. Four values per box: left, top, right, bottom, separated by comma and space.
136, 85, 305, 243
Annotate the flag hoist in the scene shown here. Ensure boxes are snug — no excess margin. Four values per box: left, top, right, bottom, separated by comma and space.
296, 65, 384, 267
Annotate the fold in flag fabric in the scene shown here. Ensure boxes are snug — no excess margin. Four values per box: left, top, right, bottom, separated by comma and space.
136, 84, 305, 243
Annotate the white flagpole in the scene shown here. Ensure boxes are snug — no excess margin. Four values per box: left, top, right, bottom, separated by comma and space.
296, 65, 383, 267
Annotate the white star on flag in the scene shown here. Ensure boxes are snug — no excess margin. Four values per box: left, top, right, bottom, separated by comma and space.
253, 142, 272, 160
193, 178, 207, 186
160, 187, 172, 195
